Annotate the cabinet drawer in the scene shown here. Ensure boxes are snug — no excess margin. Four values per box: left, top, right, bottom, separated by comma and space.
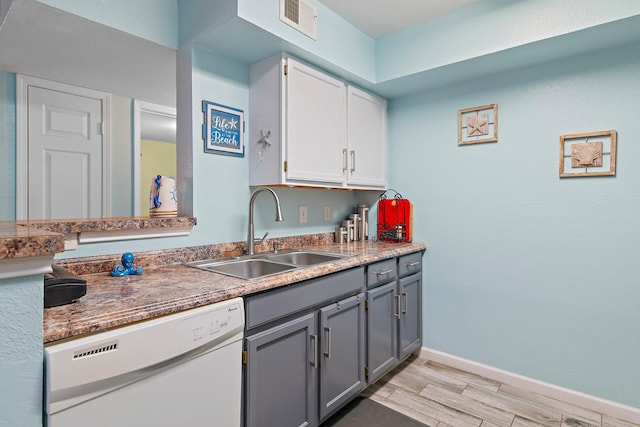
398, 252, 422, 278
366, 258, 396, 288
245, 267, 364, 330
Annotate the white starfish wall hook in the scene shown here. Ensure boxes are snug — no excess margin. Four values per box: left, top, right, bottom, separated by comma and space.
258, 129, 272, 147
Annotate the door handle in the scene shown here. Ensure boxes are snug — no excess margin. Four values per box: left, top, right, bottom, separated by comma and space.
310, 334, 318, 368
394, 295, 401, 319
350, 150, 356, 173
323, 327, 332, 358
402, 292, 408, 315
342, 149, 348, 172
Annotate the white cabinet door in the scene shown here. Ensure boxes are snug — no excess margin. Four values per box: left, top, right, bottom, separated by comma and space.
285, 58, 346, 185
346, 86, 387, 188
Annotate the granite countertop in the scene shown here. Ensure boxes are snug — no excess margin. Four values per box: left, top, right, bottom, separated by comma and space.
43, 241, 426, 344
0, 222, 64, 259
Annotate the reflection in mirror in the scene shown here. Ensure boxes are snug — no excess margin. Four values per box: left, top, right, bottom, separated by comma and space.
0, 0, 179, 221
133, 101, 177, 216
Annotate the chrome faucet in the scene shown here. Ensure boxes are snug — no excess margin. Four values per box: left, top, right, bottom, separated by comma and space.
247, 187, 284, 255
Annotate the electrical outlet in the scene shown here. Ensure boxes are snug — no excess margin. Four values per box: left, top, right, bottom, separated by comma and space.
323, 206, 331, 221
298, 205, 308, 224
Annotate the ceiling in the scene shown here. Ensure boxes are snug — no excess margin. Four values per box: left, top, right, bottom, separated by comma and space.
318, 0, 481, 39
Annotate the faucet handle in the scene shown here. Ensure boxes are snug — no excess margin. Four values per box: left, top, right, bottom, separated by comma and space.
254, 231, 269, 244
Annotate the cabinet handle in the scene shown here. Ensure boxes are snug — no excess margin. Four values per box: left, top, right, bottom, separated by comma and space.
394, 294, 401, 319
405, 261, 420, 268
342, 149, 348, 172
350, 150, 356, 173
375, 269, 393, 277
402, 292, 408, 315
310, 334, 318, 368
323, 327, 332, 358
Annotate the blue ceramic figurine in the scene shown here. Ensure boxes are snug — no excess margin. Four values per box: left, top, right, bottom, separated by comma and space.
110, 252, 143, 277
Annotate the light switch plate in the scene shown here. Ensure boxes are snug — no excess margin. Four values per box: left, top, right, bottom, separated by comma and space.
323, 206, 331, 221
299, 205, 308, 224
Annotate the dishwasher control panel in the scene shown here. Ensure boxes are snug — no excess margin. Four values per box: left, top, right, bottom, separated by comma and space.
180, 299, 243, 352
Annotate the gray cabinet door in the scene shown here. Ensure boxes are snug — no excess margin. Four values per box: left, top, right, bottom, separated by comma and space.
366, 281, 399, 384
398, 273, 422, 359
245, 313, 318, 427
319, 293, 366, 421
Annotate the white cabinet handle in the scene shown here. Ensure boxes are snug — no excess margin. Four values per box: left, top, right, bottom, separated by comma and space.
350, 150, 356, 173
342, 149, 348, 172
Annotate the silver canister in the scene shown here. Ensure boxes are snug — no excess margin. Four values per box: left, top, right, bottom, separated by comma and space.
335, 226, 348, 243
342, 219, 355, 242
357, 204, 369, 240
349, 214, 360, 241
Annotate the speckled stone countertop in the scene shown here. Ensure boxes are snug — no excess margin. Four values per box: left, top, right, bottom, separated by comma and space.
0, 222, 64, 259
43, 239, 426, 344
18, 216, 197, 234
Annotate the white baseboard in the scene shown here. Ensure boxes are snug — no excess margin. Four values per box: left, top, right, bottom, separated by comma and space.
420, 347, 640, 424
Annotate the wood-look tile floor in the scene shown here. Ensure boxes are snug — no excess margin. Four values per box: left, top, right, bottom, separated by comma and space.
361, 354, 639, 427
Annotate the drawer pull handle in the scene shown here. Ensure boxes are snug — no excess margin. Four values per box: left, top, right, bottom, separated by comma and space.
375, 269, 393, 277
405, 261, 420, 268
310, 334, 318, 368
402, 292, 408, 315
324, 327, 332, 358
394, 295, 401, 319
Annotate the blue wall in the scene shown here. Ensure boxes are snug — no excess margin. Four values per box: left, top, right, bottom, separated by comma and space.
388, 42, 640, 408
36, 0, 178, 49
3, 1, 640, 423
0, 72, 15, 220
0, 275, 44, 426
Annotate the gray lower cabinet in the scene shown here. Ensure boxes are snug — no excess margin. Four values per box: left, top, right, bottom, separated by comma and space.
319, 293, 366, 421
244, 313, 318, 427
366, 281, 398, 384
366, 251, 423, 384
398, 272, 422, 359
242, 252, 423, 426
243, 267, 365, 427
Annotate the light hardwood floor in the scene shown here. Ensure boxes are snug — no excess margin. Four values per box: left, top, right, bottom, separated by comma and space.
361, 354, 639, 427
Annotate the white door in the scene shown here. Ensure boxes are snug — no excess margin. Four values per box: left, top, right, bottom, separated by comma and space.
285, 57, 346, 185
18, 76, 109, 220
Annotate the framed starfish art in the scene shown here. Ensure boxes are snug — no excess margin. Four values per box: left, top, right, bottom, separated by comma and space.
458, 104, 498, 145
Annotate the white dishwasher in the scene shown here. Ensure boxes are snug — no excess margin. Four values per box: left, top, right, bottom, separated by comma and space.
44, 297, 244, 427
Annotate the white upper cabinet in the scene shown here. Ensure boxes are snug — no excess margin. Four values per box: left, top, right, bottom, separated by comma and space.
346, 86, 387, 188
249, 53, 387, 190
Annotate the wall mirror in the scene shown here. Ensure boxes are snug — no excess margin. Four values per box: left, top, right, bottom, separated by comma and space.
0, 0, 182, 221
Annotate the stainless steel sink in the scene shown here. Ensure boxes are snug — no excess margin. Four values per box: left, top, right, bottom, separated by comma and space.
187, 250, 350, 280
188, 258, 297, 280
265, 251, 345, 266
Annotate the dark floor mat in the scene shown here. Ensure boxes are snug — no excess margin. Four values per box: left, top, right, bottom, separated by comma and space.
321, 396, 428, 427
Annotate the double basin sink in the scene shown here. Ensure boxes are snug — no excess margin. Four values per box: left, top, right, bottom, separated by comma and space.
187, 250, 350, 280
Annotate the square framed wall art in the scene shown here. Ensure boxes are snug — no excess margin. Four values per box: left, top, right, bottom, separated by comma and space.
458, 103, 498, 145
559, 130, 617, 178
202, 100, 245, 157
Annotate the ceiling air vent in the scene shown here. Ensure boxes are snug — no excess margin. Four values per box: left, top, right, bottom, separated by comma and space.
280, 0, 317, 40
